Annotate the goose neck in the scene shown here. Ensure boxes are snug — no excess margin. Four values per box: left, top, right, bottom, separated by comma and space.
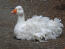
17, 15, 25, 23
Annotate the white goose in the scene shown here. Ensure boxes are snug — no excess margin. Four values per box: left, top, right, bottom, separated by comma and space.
11, 6, 63, 42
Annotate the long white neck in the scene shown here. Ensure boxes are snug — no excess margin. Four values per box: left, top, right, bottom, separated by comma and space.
17, 14, 25, 24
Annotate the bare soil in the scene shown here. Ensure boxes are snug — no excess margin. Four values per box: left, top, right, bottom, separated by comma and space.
0, 0, 65, 49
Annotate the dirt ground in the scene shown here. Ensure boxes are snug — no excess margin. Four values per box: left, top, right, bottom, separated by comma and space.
0, 0, 65, 49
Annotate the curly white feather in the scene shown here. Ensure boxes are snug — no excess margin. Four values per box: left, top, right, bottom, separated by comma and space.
13, 6, 64, 42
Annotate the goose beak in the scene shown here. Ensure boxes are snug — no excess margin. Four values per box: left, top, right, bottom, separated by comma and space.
11, 9, 17, 14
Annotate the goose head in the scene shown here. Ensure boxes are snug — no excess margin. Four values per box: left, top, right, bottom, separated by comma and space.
11, 6, 24, 16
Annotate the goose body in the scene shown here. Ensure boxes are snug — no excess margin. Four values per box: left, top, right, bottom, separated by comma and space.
11, 6, 63, 42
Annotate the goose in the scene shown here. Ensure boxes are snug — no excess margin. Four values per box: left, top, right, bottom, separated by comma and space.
11, 6, 64, 42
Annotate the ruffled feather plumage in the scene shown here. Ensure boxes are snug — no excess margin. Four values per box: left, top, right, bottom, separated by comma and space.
11, 6, 64, 42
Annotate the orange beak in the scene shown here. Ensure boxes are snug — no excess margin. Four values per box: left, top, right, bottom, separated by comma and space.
11, 9, 17, 14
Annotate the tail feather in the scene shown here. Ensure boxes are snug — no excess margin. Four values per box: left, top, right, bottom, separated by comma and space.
54, 18, 64, 27
54, 18, 61, 23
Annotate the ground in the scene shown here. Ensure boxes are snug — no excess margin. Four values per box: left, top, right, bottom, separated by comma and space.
0, 0, 65, 49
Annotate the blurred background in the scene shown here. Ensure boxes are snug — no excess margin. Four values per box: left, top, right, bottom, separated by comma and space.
0, 0, 65, 49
